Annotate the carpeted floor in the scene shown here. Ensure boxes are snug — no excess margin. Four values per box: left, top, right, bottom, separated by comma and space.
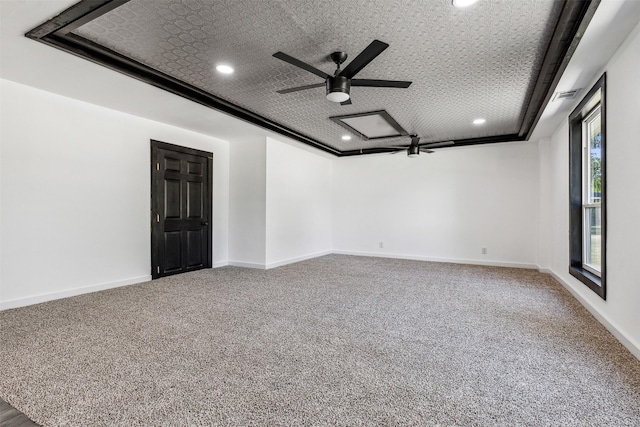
1, 255, 639, 426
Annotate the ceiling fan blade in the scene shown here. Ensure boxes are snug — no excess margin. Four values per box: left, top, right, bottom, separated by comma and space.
351, 79, 412, 88
418, 141, 455, 149
340, 98, 352, 106
273, 52, 330, 79
276, 83, 326, 94
378, 146, 408, 154
339, 40, 388, 79
387, 147, 434, 155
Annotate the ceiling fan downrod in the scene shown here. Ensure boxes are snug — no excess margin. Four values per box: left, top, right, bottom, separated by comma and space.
326, 52, 350, 102
330, 51, 348, 74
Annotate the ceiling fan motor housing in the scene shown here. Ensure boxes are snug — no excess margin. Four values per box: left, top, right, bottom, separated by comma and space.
326, 76, 351, 102
407, 145, 420, 157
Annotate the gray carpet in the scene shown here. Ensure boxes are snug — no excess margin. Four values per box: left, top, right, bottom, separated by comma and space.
1, 255, 639, 426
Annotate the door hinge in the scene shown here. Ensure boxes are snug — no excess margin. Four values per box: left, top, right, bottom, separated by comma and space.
157, 266, 160, 274
156, 214, 160, 223
156, 162, 160, 171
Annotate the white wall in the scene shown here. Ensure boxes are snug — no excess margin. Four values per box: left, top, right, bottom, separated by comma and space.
228, 136, 267, 267
265, 137, 332, 267
538, 20, 640, 358
0, 79, 230, 308
333, 142, 539, 267
228, 136, 333, 268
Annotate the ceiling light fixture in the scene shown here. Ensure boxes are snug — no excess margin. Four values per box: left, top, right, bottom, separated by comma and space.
452, 0, 480, 8
341, 135, 352, 141
473, 118, 486, 125
215, 64, 234, 74
326, 76, 351, 103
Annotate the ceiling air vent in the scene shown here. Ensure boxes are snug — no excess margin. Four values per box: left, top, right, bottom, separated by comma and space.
553, 89, 580, 101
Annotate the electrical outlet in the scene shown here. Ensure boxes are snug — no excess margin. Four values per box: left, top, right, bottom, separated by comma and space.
481, 248, 487, 255
379, 242, 384, 249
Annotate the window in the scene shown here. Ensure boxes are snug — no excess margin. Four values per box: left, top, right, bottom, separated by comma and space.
582, 106, 602, 275
569, 74, 606, 299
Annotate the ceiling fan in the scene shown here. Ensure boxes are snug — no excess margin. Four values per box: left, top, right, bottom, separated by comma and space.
273, 40, 412, 105
387, 135, 455, 157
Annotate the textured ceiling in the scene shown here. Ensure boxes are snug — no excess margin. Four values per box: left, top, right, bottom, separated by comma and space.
72, 0, 563, 152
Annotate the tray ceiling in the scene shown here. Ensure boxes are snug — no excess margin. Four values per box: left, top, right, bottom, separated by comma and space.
27, 0, 598, 155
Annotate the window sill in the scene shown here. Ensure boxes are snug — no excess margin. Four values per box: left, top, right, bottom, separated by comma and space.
569, 265, 605, 299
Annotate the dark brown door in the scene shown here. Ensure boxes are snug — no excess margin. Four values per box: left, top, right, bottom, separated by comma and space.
151, 140, 212, 279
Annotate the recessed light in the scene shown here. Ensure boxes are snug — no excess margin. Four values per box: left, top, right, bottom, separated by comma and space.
473, 118, 486, 125
453, 0, 480, 8
341, 135, 352, 141
215, 64, 234, 74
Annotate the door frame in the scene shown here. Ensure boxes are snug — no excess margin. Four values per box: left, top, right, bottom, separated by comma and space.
150, 140, 213, 279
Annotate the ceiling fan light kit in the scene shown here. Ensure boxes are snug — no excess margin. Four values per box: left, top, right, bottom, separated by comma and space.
326, 76, 351, 103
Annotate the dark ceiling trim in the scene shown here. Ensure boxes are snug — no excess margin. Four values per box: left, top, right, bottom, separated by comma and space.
520, 0, 600, 139
54, 0, 130, 36
25, 0, 597, 157
24, 0, 114, 39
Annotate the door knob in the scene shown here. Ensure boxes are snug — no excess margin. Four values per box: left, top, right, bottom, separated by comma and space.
201, 221, 209, 226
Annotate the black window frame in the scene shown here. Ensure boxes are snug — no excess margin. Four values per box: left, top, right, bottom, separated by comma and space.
568, 73, 606, 299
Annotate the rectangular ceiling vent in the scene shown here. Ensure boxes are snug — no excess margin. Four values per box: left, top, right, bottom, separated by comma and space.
329, 110, 408, 141
553, 89, 580, 101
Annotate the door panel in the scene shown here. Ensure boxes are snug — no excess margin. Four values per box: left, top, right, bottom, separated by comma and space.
164, 179, 181, 218
164, 157, 181, 171
187, 181, 203, 218
164, 231, 182, 272
186, 229, 204, 267
187, 161, 202, 175
151, 140, 212, 279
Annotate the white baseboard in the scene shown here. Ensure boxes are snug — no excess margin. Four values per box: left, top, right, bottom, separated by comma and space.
228, 261, 267, 269
212, 261, 229, 268
540, 268, 640, 361
228, 250, 333, 270
0, 275, 152, 311
333, 250, 538, 269
265, 250, 333, 269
